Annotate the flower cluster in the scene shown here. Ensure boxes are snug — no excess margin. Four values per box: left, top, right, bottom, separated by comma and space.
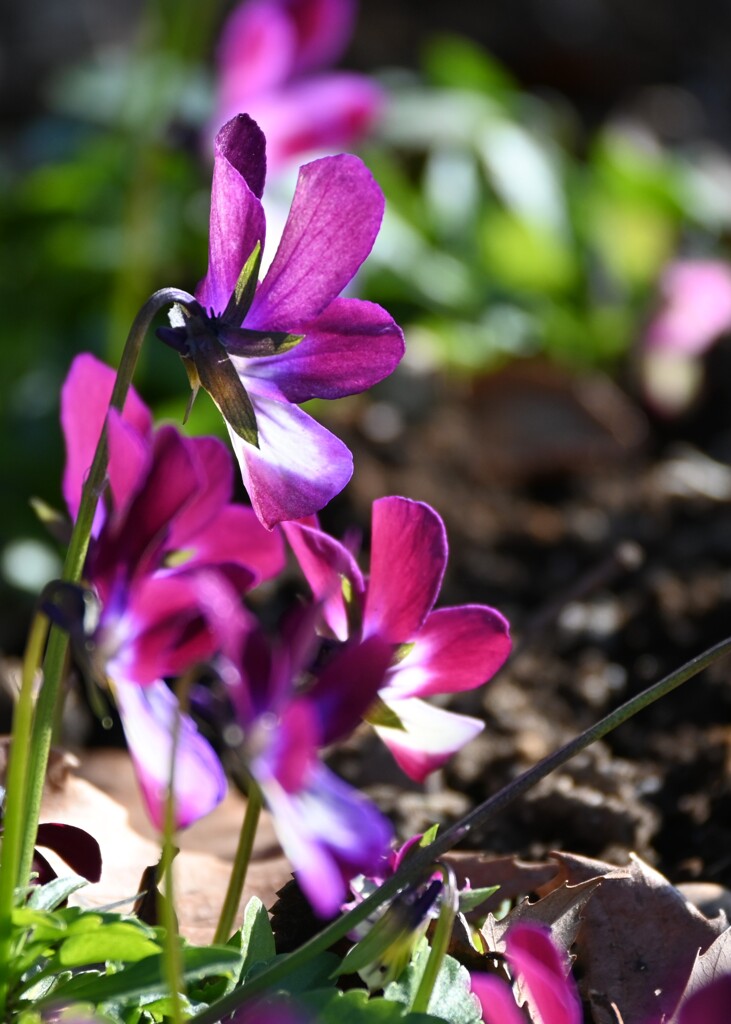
53, 111, 510, 924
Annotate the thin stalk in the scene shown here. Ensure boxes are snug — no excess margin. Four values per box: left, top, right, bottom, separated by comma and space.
0, 612, 50, 1018
187, 634, 731, 1024
159, 695, 184, 1024
19, 287, 197, 888
214, 785, 263, 945
411, 864, 459, 1015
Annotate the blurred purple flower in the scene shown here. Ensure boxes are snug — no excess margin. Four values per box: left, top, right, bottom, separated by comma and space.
283, 496, 512, 781
60, 353, 285, 828
212, 0, 382, 173
213, 611, 394, 916
159, 115, 404, 528
642, 259, 731, 415
25, 823, 102, 886
471, 923, 581, 1024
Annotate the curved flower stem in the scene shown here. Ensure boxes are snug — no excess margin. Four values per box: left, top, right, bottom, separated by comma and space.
187, 633, 731, 1024
410, 863, 459, 1015
18, 287, 197, 889
0, 611, 50, 1018
214, 783, 263, 945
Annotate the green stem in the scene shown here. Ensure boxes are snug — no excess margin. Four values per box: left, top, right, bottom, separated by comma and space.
411, 864, 458, 1015
214, 785, 263, 945
187, 634, 731, 1024
0, 611, 50, 1018
160, 693, 184, 1024
18, 287, 197, 888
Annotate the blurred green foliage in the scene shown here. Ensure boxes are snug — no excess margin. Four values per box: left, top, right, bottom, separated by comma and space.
2, 15, 731, 647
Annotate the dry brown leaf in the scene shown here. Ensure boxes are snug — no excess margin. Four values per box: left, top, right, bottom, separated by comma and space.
443, 852, 559, 918
543, 853, 725, 1024
480, 876, 602, 955
40, 749, 292, 944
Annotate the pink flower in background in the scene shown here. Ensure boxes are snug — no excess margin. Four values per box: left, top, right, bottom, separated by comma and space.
212, 0, 382, 172
471, 923, 581, 1024
284, 496, 511, 781
642, 259, 731, 415
645, 260, 731, 357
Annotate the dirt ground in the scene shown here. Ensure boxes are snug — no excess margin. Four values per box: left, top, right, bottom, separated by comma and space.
323, 348, 731, 894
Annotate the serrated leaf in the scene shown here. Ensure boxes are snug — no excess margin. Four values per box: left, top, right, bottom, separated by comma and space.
34, 945, 242, 1009
239, 895, 276, 981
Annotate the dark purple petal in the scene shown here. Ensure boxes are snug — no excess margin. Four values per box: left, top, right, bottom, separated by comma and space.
227, 396, 353, 528
61, 353, 151, 528
242, 297, 404, 403
679, 976, 731, 1024
198, 116, 267, 315
282, 518, 364, 640
383, 605, 511, 700
364, 498, 447, 644
185, 505, 286, 585
114, 678, 227, 830
507, 923, 582, 1024
166, 436, 233, 550
260, 761, 392, 917
309, 635, 394, 745
35, 823, 102, 882
248, 154, 384, 328
238, 74, 383, 173
373, 698, 483, 782
471, 974, 525, 1024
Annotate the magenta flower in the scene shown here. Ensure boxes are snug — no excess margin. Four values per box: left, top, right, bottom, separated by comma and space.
209, 612, 394, 916
60, 353, 285, 828
158, 114, 404, 528
212, 0, 382, 173
283, 497, 511, 781
471, 924, 581, 1024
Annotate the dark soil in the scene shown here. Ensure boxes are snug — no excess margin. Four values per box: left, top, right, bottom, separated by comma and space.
325, 345, 731, 893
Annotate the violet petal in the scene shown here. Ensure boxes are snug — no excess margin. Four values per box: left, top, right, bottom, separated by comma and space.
248, 154, 384, 328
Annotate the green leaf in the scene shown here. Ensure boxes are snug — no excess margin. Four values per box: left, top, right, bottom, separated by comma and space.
248, 951, 340, 995
34, 945, 242, 1010
239, 896, 276, 981
301, 987, 446, 1022
458, 886, 500, 914
58, 922, 162, 966
185, 340, 259, 447
419, 826, 440, 849
385, 941, 482, 1024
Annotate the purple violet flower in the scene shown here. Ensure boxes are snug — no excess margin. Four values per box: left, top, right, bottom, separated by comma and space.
283, 497, 512, 781
212, 0, 382, 173
214, 611, 395, 916
471, 923, 581, 1024
60, 353, 285, 828
158, 114, 405, 528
